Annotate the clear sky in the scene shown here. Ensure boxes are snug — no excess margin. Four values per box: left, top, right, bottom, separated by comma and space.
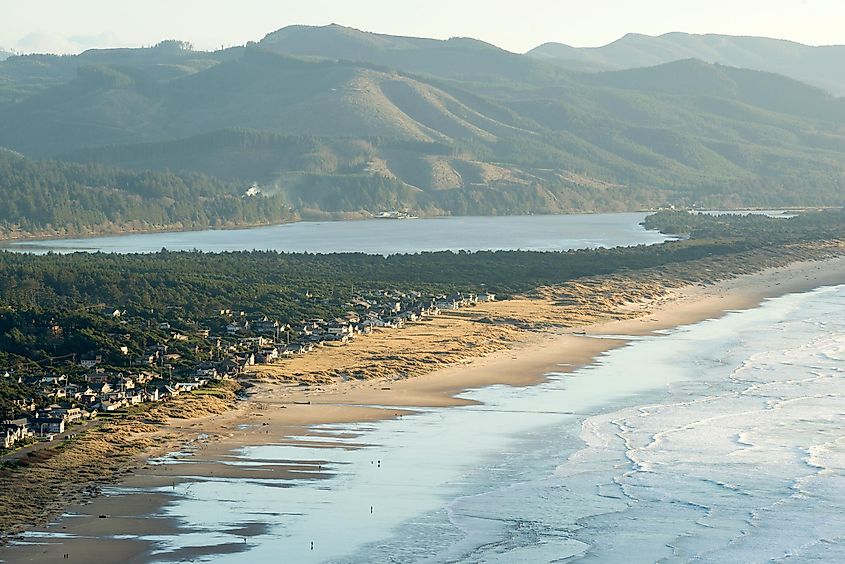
2, 0, 844, 55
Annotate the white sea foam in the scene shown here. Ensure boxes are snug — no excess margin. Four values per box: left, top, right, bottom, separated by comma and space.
429, 285, 845, 563
83, 284, 845, 563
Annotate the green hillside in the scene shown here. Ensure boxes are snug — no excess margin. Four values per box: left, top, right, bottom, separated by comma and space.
17, 48, 837, 207
0, 25, 844, 234
258, 24, 573, 87
0, 150, 294, 239
0, 40, 236, 104
582, 59, 845, 122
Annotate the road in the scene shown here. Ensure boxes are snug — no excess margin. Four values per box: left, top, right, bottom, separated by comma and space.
0, 419, 100, 463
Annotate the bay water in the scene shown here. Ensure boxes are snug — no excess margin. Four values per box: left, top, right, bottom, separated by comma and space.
6, 213, 670, 255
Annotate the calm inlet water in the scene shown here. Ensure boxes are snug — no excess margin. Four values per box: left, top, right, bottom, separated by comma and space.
91, 284, 845, 562
6, 213, 671, 254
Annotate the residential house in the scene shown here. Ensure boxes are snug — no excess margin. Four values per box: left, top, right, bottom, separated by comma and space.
326, 333, 350, 343
236, 353, 255, 369
253, 317, 280, 335
156, 385, 179, 399
327, 323, 353, 336
79, 353, 103, 368
52, 406, 82, 423
226, 321, 248, 335
63, 383, 83, 401
118, 375, 136, 391
436, 298, 461, 310
38, 375, 67, 387
14, 398, 37, 413
127, 391, 144, 405
196, 366, 221, 380
82, 382, 112, 405
133, 353, 157, 366
32, 416, 65, 435
175, 380, 206, 392
2, 418, 31, 449
85, 373, 110, 385
217, 359, 241, 377
256, 347, 280, 364
97, 399, 127, 412
164, 353, 182, 363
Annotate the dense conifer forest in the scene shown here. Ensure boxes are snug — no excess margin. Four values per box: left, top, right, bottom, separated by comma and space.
2, 210, 843, 382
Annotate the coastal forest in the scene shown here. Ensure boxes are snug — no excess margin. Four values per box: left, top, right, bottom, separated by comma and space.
0, 151, 295, 239
2, 210, 844, 392
1, 27, 845, 238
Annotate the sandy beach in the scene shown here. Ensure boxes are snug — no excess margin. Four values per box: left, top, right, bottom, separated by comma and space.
3, 252, 845, 563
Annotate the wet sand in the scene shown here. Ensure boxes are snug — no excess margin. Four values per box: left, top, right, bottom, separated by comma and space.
3, 256, 845, 563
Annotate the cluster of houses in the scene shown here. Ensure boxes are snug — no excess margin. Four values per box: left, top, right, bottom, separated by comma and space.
1, 370, 219, 449
1, 290, 495, 452
225, 290, 495, 359
2, 403, 83, 449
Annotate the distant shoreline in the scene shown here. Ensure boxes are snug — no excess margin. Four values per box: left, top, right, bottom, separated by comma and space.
0, 211, 661, 255
0, 207, 820, 248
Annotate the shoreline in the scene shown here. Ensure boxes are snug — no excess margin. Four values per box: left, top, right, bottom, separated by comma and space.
0, 207, 828, 247
3, 255, 845, 562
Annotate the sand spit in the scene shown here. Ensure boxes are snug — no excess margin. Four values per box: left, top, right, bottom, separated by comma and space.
2, 241, 845, 562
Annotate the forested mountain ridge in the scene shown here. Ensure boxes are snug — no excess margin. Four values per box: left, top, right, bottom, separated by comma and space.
581, 59, 845, 122
0, 25, 844, 237
256, 24, 574, 87
528, 32, 845, 97
0, 40, 239, 105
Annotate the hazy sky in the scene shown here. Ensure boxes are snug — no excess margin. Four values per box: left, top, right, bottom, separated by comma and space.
2, 0, 844, 55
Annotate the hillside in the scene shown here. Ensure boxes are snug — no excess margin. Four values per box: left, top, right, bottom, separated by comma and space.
0, 40, 236, 104
257, 24, 573, 87
0, 26, 844, 228
583, 59, 845, 122
0, 48, 540, 156
0, 151, 295, 239
528, 32, 845, 97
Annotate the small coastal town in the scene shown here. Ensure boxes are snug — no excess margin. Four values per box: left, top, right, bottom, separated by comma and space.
1, 289, 494, 452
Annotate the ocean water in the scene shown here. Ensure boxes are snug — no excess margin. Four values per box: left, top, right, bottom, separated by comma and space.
5, 213, 671, 255
64, 285, 845, 562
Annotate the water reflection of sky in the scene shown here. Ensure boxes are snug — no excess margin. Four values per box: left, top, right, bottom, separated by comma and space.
128, 286, 845, 563
7, 213, 672, 255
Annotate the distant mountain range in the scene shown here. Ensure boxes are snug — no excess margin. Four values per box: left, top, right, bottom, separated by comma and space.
529, 32, 845, 96
0, 25, 844, 235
